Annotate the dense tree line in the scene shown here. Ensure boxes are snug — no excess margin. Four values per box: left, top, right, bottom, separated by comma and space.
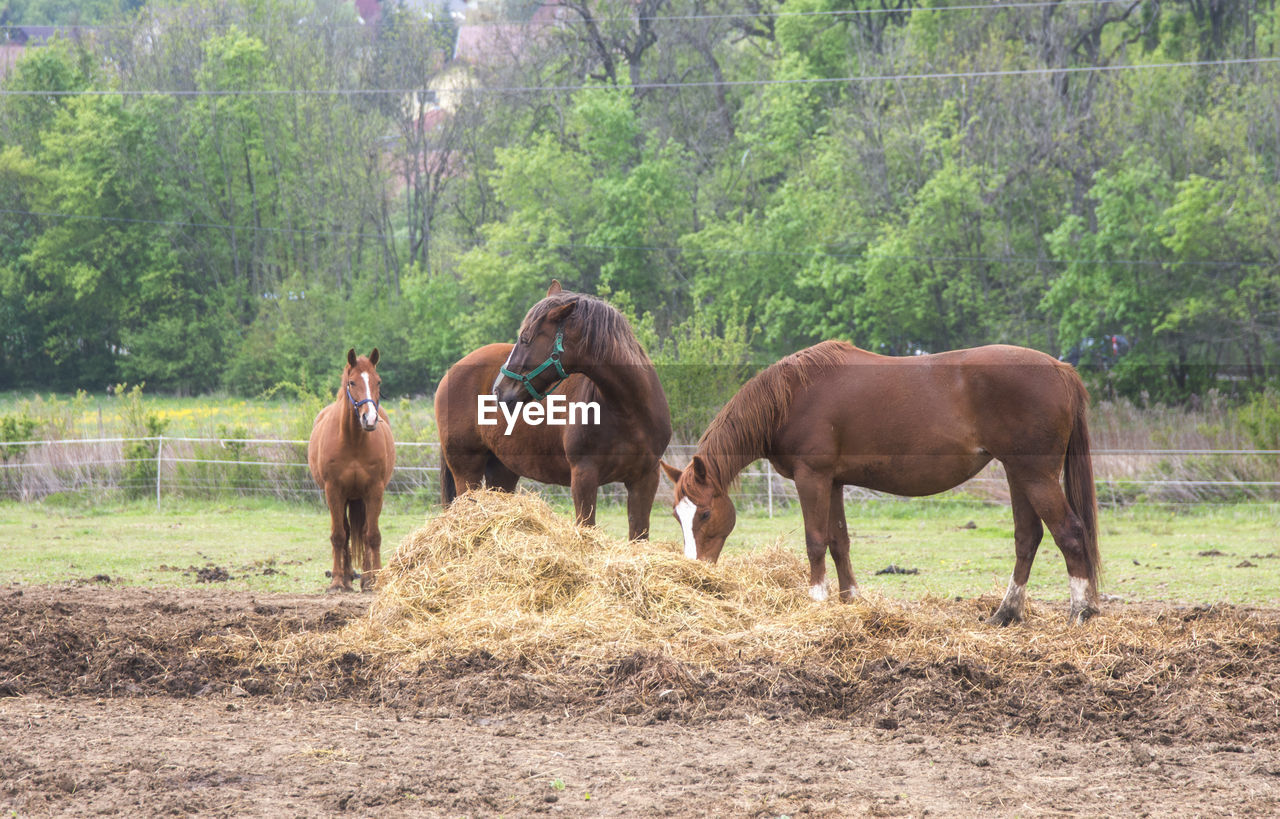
1, 0, 1278, 413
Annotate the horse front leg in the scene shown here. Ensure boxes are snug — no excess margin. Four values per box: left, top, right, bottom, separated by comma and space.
324, 486, 353, 593
569, 463, 600, 528
793, 467, 834, 602
624, 466, 660, 541
360, 492, 385, 593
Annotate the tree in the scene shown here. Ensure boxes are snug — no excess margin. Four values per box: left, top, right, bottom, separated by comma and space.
3, 0, 1277, 400
366, 5, 464, 277
0, 35, 94, 153
1044, 151, 1179, 396
0, 145, 45, 389
455, 85, 686, 347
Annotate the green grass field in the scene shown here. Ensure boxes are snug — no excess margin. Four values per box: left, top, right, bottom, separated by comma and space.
0, 496, 1275, 607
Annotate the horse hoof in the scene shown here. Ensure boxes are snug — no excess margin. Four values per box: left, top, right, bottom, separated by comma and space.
1069, 604, 1100, 625
985, 608, 1021, 627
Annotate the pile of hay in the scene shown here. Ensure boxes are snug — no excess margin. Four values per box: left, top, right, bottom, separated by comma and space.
232, 490, 1280, 737
327, 489, 862, 673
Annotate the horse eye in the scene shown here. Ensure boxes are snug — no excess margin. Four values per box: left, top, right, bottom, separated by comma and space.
700, 510, 711, 521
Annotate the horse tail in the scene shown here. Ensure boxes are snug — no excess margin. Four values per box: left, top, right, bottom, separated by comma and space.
1063, 371, 1100, 588
440, 457, 458, 506
347, 499, 367, 572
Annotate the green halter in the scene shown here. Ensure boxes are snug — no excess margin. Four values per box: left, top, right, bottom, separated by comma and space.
500, 329, 568, 401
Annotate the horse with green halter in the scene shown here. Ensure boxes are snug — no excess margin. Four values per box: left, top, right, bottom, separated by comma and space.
435, 280, 672, 541
499, 328, 567, 401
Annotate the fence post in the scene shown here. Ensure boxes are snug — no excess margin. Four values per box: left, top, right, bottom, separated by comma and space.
767, 460, 774, 519
155, 435, 163, 511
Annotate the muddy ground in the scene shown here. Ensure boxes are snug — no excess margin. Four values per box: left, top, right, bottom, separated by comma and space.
2, 584, 1279, 817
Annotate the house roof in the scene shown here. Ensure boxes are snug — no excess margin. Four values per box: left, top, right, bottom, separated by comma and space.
0, 26, 62, 78
3, 25, 59, 46
1, 25, 99, 78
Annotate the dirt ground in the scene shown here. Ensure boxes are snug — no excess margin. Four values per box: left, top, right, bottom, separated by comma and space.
3, 584, 1279, 817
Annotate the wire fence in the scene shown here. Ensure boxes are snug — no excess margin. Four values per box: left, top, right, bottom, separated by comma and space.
1, 436, 1278, 512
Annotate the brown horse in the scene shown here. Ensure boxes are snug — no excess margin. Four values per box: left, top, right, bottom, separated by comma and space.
661, 341, 1101, 625
435, 281, 671, 539
308, 348, 395, 592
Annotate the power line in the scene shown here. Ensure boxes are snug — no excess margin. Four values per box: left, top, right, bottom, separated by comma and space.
1, 55, 1276, 97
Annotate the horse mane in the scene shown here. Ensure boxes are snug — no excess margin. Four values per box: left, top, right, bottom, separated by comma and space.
697, 340, 854, 491
524, 291, 650, 368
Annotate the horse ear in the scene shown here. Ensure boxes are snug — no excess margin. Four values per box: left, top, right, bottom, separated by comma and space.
368, 348, 380, 367
690, 455, 708, 484
546, 298, 577, 325
660, 460, 684, 486
547, 279, 562, 296
347, 348, 357, 368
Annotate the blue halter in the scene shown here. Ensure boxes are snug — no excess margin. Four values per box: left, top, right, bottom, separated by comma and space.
346, 384, 379, 413
500, 329, 568, 401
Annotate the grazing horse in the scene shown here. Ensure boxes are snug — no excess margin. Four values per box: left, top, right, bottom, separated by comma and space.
661, 341, 1101, 625
308, 348, 395, 592
435, 281, 671, 539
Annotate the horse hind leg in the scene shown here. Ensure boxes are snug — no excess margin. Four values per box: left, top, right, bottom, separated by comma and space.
440, 457, 458, 506
348, 499, 367, 590
987, 482, 1043, 626
828, 484, 859, 602
1021, 476, 1100, 625
441, 450, 492, 498
484, 455, 520, 492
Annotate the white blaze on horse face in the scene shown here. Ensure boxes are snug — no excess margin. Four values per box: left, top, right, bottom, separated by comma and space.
675, 496, 698, 560
809, 582, 829, 602
360, 373, 378, 428
493, 347, 517, 394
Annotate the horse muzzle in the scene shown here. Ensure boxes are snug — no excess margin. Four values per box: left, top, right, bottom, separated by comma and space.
491, 374, 524, 409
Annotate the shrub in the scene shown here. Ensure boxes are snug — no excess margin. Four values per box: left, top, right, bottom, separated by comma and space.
0, 414, 37, 461
1237, 388, 1280, 451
